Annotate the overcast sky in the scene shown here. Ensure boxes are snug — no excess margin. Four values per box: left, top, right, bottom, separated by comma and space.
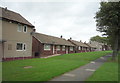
0, 0, 104, 42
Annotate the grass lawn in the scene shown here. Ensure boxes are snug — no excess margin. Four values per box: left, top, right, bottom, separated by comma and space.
2, 51, 112, 81
86, 52, 119, 81
0, 62, 2, 82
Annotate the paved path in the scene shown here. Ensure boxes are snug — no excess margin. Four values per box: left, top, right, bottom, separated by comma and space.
50, 55, 112, 81
41, 54, 61, 58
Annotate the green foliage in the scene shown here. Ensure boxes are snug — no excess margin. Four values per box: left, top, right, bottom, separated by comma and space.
0, 62, 2, 82
2, 51, 111, 81
95, 2, 120, 49
90, 35, 109, 44
95, 2, 120, 31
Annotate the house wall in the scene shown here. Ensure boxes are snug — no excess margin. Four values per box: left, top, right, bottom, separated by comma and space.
75, 46, 90, 53
32, 36, 41, 57
41, 44, 53, 57
32, 37, 75, 57
0, 43, 3, 61
2, 20, 33, 60
55, 45, 66, 54
0, 20, 2, 61
68, 46, 75, 53
90, 41, 103, 51
67, 40, 90, 53
75, 46, 80, 53
0, 20, 2, 40
32, 37, 53, 57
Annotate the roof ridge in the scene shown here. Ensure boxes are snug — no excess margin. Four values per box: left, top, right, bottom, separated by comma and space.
35, 32, 67, 40
1, 7, 34, 27
1, 7, 20, 15
34, 32, 74, 46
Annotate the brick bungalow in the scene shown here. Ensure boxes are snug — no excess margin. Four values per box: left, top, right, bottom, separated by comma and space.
32, 33, 75, 57
68, 39, 89, 53
84, 43, 97, 52
89, 41, 103, 51
89, 41, 111, 51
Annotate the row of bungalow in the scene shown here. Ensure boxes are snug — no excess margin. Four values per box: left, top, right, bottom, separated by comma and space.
32, 32, 96, 57
0, 7, 108, 61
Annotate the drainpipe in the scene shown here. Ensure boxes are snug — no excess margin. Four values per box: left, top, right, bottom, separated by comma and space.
2, 41, 6, 61
2, 42, 4, 61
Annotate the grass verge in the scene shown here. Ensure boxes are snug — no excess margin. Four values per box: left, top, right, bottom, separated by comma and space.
86, 52, 119, 81
2, 51, 111, 81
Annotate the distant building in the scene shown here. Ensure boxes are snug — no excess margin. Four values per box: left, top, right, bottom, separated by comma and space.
89, 41, 103, 51
68, 39, 95, 53
84, 43, 97, 52
89, 41, 111, 51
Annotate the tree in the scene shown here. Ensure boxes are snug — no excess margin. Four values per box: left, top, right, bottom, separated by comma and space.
90, 35, 109, 44
95, 1, 120, 60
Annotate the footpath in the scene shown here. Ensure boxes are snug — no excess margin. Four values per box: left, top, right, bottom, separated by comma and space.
50, 55, 111, 81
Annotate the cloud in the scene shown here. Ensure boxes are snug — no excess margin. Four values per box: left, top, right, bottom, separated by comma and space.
0, 1, 102, 42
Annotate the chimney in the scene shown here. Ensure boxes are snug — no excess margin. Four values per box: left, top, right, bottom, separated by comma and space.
30, 28, 36, 35
70, 37, 72, 40
60, 35, 63, 38
90, 41, 91, 44
5, 7, 7, 11
33, 29, 36, 32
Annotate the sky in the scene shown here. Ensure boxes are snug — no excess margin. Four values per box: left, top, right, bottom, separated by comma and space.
0, 0, 105, 42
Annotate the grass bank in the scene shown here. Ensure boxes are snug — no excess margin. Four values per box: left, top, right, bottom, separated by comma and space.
2, 51, 111, 81
86, 52, 119, 81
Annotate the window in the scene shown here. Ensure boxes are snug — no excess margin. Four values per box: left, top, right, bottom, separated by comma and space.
44, 44, 51, 50
8, 44, 12, 50
23, 25, 27, 33
23, 43, 26, 51
16, 43, 23, 51
70, 47, 73, 51
83, 47, 85, 50
16, 43, 26, 51
56, 46, 60, 51
62, 46, 65, 51
78, 46, 81, 50
18, 24, 22, 32
87, 48, 89, 50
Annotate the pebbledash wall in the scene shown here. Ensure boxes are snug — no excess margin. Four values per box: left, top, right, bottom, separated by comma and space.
2, 20, 33, 61
32, 37, 75, 57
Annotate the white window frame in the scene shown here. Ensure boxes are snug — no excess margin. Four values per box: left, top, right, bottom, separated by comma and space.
16, 43, 23, 51
17, 24, 22, 32
8, 44, 12, 50
23, 43, 26, 51
56, 46, 60, 51
44, 44, 51, 50
70, 46, 73, 51
78, 46, 81, 50
16, 43, 26, 51
62, 46, 65, 51
23, 25, 27, 33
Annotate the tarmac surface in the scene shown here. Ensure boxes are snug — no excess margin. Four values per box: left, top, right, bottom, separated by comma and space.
50, 55, 111, 81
